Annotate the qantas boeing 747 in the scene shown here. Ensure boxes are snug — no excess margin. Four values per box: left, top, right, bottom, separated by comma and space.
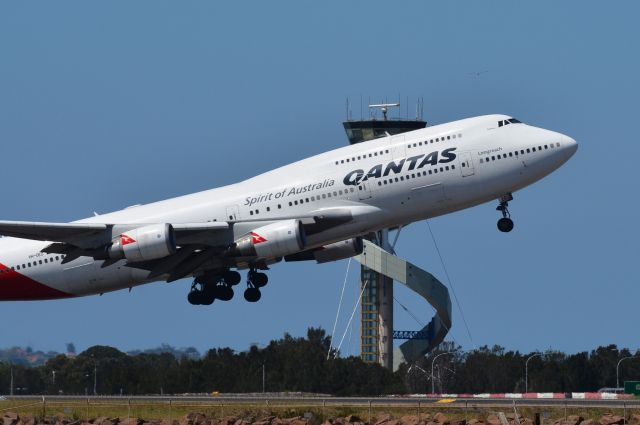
0, 115, 577, 304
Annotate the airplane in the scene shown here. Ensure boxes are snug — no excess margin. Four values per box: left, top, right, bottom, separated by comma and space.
0, 114, 577, 305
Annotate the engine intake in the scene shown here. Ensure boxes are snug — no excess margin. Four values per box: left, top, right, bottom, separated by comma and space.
109, 224, 176, 262
234, 219, 306, 259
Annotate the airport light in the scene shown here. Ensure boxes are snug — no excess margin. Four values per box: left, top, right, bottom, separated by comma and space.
431, 351, 455, 394
525, 352, 543, 393
616, 355, 638, 390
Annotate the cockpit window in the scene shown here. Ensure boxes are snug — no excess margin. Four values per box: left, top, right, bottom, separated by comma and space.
498, 118, 523, 127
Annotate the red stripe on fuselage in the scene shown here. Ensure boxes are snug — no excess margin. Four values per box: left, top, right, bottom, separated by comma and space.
0, 262, 73, 301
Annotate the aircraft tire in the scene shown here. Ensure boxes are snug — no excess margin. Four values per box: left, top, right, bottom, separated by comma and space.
223, 270, 241, 286
497, 217, 514, 232
252, 272, 268, 288
244, 287, 261, 302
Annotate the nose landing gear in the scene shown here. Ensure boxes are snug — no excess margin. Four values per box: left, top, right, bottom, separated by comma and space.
496, 193, 514, 233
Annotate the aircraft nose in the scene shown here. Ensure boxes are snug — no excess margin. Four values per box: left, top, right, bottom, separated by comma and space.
562, 135, 578, 158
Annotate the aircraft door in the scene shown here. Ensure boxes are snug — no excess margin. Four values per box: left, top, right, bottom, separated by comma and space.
357, 180, 373, 200
390, 134, 406, 160
225, 205, 240, 221
458, 152, 475, 177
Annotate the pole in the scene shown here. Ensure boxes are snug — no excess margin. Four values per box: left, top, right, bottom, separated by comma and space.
93, 363, 97, 395
10, 364, 13, 396
262, 362, 266, 393
431, 352, 455, 394
617, 356, 637, 390
525, 353, 543, 393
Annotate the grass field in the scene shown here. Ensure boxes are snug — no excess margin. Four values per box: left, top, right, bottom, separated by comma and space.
0, 399, 638, 424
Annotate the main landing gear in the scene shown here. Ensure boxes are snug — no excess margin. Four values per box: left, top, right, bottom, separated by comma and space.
244, 269, 268, 303
187, 269, 268, 305
496, 193, 515, 233
187, 270, 241, 305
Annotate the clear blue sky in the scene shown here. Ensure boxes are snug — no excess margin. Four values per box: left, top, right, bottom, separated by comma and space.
0, 1, 638, 357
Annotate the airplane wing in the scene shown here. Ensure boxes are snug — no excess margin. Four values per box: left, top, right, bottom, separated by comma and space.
0, 209, 358, 280
0, 220, 230, 248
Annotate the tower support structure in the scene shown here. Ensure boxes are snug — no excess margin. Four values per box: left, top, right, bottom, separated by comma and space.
342, 99, 427, 369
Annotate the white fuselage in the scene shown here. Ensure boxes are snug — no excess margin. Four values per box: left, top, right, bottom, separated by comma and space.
0, 114, 577, 300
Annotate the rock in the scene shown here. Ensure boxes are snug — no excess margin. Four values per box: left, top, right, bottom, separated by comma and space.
3, 413, 19, 425
521, 419, 534, 425
600, 416, 624, 425
400, 416, 419, 425
433, 415, 448, 425
467, 421, 484, 425
120, 419, 143, 425
289, 420, 307, 425
254, 421, 271, 425
581, 420, 597, 425
631, 415, 640, 425
486, 416, 501, 425
376, 415, 392, 425
345, 417, 361, 425
185, 414, 207, 425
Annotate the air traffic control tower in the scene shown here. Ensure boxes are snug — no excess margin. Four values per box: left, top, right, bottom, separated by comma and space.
342, 99, 427, 369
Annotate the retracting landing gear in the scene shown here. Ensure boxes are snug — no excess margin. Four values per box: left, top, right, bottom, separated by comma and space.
243, 269, 268, 303
187, 270, 241, 305
496, 193, 515, 233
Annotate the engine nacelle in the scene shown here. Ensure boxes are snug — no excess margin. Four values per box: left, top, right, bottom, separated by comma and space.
234, 219, 306, 259
109, 224, 176, 263
313, 238, 363, 263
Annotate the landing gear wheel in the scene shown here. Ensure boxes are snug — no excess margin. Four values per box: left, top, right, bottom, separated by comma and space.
222, 270, 241, 286
251, 272, 268, 288
497, 217, 514, 233
244, 287, 261, 302
187, 291, 201, 305
216, 285, 234, 301
496, 193, 515, 233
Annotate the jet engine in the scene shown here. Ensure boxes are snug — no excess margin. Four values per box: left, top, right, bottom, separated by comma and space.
284, 237, 363, 263
234, 219, 306, 259
109, 224, 176, 262
313, 237, 363, 263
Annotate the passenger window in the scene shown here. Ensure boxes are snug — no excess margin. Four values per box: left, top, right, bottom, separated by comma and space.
249, 211, 254, 215
526, 148, 531, 153
278, 204, 282, 209
492, 156, 496, 160
532, 147, 536, 152
428, 170, 432, 175
378, 181, 382, 186
289, 202, 293, 206
520, 150, 525, 154
451, 164, 455, 169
